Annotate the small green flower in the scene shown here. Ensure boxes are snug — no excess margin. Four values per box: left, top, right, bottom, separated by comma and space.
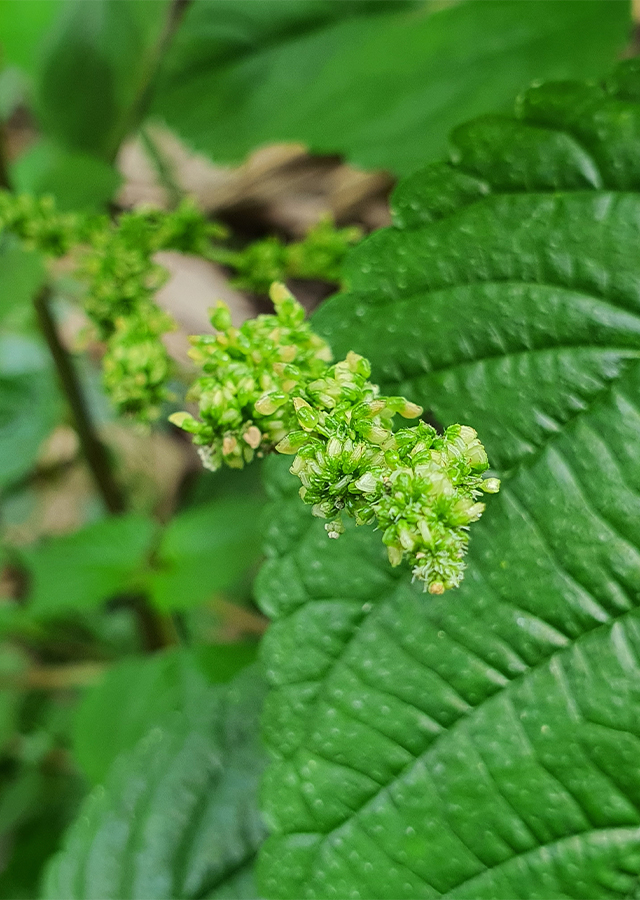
169, 283, 331, 468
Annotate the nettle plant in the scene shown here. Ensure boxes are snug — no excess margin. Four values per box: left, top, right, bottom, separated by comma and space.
7, 55, 640, 900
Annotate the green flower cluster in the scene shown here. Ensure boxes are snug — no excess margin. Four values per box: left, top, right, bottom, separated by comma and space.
172, 284, 500, 592
0, 191, 225, 421
277, 352, 499, 593
169, 283, 331, 469
77, 202, 226, 419
211, 217, 361, 294
0, 192, 89, 256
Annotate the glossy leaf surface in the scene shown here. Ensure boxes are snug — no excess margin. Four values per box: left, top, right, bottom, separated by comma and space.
45, 664, 267, 899
257, 60, 640, 898
154, 0, 629, 175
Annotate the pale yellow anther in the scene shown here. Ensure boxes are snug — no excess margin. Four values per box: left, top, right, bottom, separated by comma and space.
222, 435, 238, 456
242, 426, 262, 449
279, 345, 297, 362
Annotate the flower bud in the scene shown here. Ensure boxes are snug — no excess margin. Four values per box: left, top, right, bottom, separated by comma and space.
209, 302, 232, 331
345, 351, 371, 378
222, 434, 238, 456
458, 425, 478, 444
325, 519, 345, 539
354, 472, 378, 494
466, 442, 488, 469
242, 426, 262, 449
276, 431, 309, 454
387, 545, 404, 567
168, 411, 200, 434
398, 527, 416, 551
255, 392, 286, 415
481, 477, 501, 493
293, 397, 319, 430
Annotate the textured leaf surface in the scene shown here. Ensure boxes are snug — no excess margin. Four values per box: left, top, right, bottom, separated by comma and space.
153, 0, 629, 175
257, 61, 640, 898
44, 665, 267, 900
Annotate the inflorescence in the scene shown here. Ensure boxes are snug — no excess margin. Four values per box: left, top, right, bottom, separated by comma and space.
0, 192, 224, 421
0, 192, 360, 422
170, 283, 500, 593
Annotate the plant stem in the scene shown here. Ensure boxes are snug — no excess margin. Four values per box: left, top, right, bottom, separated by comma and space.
130, 593, 180, 651
110, 0, 193, 162
33, 284, 126, 514
0, 123, 11, 190
34, 284, 179, 651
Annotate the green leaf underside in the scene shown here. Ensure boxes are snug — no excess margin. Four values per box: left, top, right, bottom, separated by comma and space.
44, 664, 268, 900
256, 63, 640, 898
153, 0, 629, 176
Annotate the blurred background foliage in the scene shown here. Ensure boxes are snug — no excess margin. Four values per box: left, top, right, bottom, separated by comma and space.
0, 0, 634, 896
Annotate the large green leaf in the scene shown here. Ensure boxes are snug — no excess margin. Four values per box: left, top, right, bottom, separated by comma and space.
44, 664, 268, 900
35, 0, 172, 160
256, 59, 640, 898
10, 139, 121, 212
73, 646, 259, 784
148, 495, 265, 612
153, 0, 629, 176
0, 1, 64, 77
24, 514, 157, 618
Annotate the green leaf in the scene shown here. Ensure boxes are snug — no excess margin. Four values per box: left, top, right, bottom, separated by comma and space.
256, 59, 640, 898
24, 513, 157, 617
148, 496, 264, 612
0, 334, 62, 492
35, 0, 172, 160
0, 1, 64, 77
11, 140, 121, 212
44, 664, 268, 900
0, 236, 45, 329
153, 0, 629, 176
73, 646, 258, 784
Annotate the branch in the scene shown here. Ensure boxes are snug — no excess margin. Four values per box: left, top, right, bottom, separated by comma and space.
33, 284, 126, 514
